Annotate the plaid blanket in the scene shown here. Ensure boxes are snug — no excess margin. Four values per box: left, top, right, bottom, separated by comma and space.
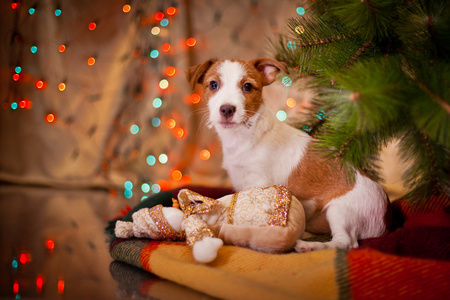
108, 188, 450, 300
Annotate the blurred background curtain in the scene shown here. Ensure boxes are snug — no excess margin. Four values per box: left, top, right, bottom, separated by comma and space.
0, 0, 406, 199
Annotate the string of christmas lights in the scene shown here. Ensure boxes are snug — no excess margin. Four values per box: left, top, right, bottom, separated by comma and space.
2, 0, 203, 200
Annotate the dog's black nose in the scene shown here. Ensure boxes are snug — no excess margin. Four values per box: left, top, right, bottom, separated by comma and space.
220, 105, 236, 119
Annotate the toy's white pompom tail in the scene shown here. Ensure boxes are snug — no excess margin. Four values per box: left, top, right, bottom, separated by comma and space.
115, 221, 134, 238
192, 237, 223, 263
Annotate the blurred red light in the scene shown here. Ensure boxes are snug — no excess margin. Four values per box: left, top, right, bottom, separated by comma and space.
36, 275, 44, 292
46, 239, 55, 250
166, 7, 177, 15
161, 43, 171, 52
58, 279, 64, 294
186, 38, 196, 47
35, 80, 46, 89
45, 113, 56, 123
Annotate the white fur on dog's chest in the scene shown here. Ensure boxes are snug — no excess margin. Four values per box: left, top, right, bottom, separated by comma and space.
219, 109, 310, 191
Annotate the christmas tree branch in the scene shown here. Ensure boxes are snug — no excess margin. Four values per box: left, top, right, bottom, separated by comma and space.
416, 81, 450, 114
345, 41, 373, 68
295, 33, 352, 47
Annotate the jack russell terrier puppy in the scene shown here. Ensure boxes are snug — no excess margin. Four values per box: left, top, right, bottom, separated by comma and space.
186, 58, 391, 252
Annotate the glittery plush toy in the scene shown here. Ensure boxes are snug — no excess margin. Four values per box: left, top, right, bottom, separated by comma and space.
115, 186, 306, 263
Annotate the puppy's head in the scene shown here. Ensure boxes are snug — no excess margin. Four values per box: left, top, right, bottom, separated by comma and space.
186, 58, 288, 130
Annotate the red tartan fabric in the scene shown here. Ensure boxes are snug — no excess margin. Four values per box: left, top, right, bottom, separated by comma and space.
345, 194, 450, 299
347, 248, 450, 300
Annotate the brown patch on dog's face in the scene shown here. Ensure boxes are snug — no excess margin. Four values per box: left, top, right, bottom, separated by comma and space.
201, 61, 223, 103
185, 59, 217, 90
239, 61, 264, 119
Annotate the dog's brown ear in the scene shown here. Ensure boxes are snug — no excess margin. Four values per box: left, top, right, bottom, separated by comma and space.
185, 59, 217, 90
252, 58, 289, 86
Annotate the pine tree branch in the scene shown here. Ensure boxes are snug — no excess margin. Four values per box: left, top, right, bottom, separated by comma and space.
416, 81, 450, 114
295, 33, 353, 47
345, 41, 373, 68
420, 131, 440, 195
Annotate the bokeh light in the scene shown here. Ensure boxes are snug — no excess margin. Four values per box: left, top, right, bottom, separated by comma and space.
123, 4, 131, 13
186, 38, 196, 47
151, 26, 161, 35
190, 93, 201, 104
276, 110, 287, 121
153, 98, 162, 108
317, 110, 326, 120
286, 97, 296, 107
58, 82, 66, 91
87, 57, 96, 66
159, 79, 169, 89
36, 274, 44, 292
165, 66, 176, 77
166, 7, 177, 15
124, 180, 133, 190
151, 184, 161, 193
46, 239, 55, 251
45, 113, 56, 123
155, 12, 164, 20
158, 154, 168, 164
19, 99, 32, 109
282, 76, 292, 86
160, 18, 169, 27
58, 279, 64, 294
157, 180, 171, 191
287, 41, 296, 50
58, 44, 66, 52
141, 183, 150, 193
295, 25, 305, 34
150, 49, 159, 58
30, 45, 38, 53
161, 43, 171, 52
130, 124, 139, 134
124, 190, 133, 199
146, 155, 156, 165
200, 149, 211, 160
13, 281, 19, 294
296, 7, 305, 15
88, 22, 96, 30
35, 80, 46, 89
171, 170, 182, 181
152, 117, 161, 127
174, 127, 185, 139
166, 119, 176, 129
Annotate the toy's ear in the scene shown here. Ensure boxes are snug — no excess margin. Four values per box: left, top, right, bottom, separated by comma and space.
185, 59, 217, 90
252, 57, 289, 86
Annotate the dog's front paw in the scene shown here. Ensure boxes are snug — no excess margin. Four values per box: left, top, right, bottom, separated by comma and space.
294, 240, 326, 253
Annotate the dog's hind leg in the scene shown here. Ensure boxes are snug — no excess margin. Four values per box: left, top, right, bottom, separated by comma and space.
294, 201, 359, 252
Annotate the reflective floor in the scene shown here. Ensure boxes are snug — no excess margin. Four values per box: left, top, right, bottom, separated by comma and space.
0, 184, 214, 299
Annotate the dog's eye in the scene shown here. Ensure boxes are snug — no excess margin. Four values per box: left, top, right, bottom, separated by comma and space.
243, 82, 253, 93
209, 81, 219, 91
